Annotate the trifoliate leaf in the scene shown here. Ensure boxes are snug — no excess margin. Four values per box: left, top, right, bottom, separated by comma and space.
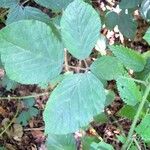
46, 134, 76, 150
109, 45, 146, 72
116, 76, 142, 106
61, 0, 101, 59
44, 73, 106, 134
135, 114, 150, 142
0, 20, 64, 85
34, 0, 73, 11
91, 56, 125, 80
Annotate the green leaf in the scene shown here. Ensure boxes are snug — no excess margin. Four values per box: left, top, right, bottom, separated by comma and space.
91, 56, 125, 80
118, 12, 137, 39
118, 105, 138, 120
34, 0, 73, 11
0, 0, 19, 8
90, 141, 114, 150
117, 135, 126, 144
23, 98, 35, 107
0, 20, 64, 85
44, 73, 106, 134
109, 45, 146, 72
105, 90, 115, 106
135, 114, 150, 142
135, 57, 150, 81
17, 107, 39, 126
140, 0, 150, 21
1, 75, 18, 90
116, 76, 142, 106
94, 112, 108, 124
119, 0, 142, 9
61, 0, 101, 60
105, 11, 137, 39
82, 136, 99, 150
46, 134, 76, 150
6, 6, 51, 25
143, 28, 150, 45
105, 11, 118, 30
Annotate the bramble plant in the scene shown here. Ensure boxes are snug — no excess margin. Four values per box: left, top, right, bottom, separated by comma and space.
0, 0, 150, 149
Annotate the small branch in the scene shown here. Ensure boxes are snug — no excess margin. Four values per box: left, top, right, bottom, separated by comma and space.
22, 0, 30, 5
110, 115, 126, 136
0, 92, 50, 100
24, 127, 44, 131
67, 65, 89, 71
0, 105, 19, 137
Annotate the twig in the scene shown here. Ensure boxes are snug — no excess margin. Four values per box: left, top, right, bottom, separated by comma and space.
110, 115, 126, 136
22, 0, 30, 5
0, 92, 50, 100
0, 105, 19, 137
24, 127, 44, 131
67, 65, 89, 71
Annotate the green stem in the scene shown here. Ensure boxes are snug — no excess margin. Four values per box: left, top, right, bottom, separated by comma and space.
0, 92, 49, 100
133, 138, 141, 150
121, 83, 150, 150
122, 77, 147, 86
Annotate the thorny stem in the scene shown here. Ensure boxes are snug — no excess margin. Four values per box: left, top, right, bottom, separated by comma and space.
121, 83, 150, 150
121, 76, 147, 86
0, 105, 19, 137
